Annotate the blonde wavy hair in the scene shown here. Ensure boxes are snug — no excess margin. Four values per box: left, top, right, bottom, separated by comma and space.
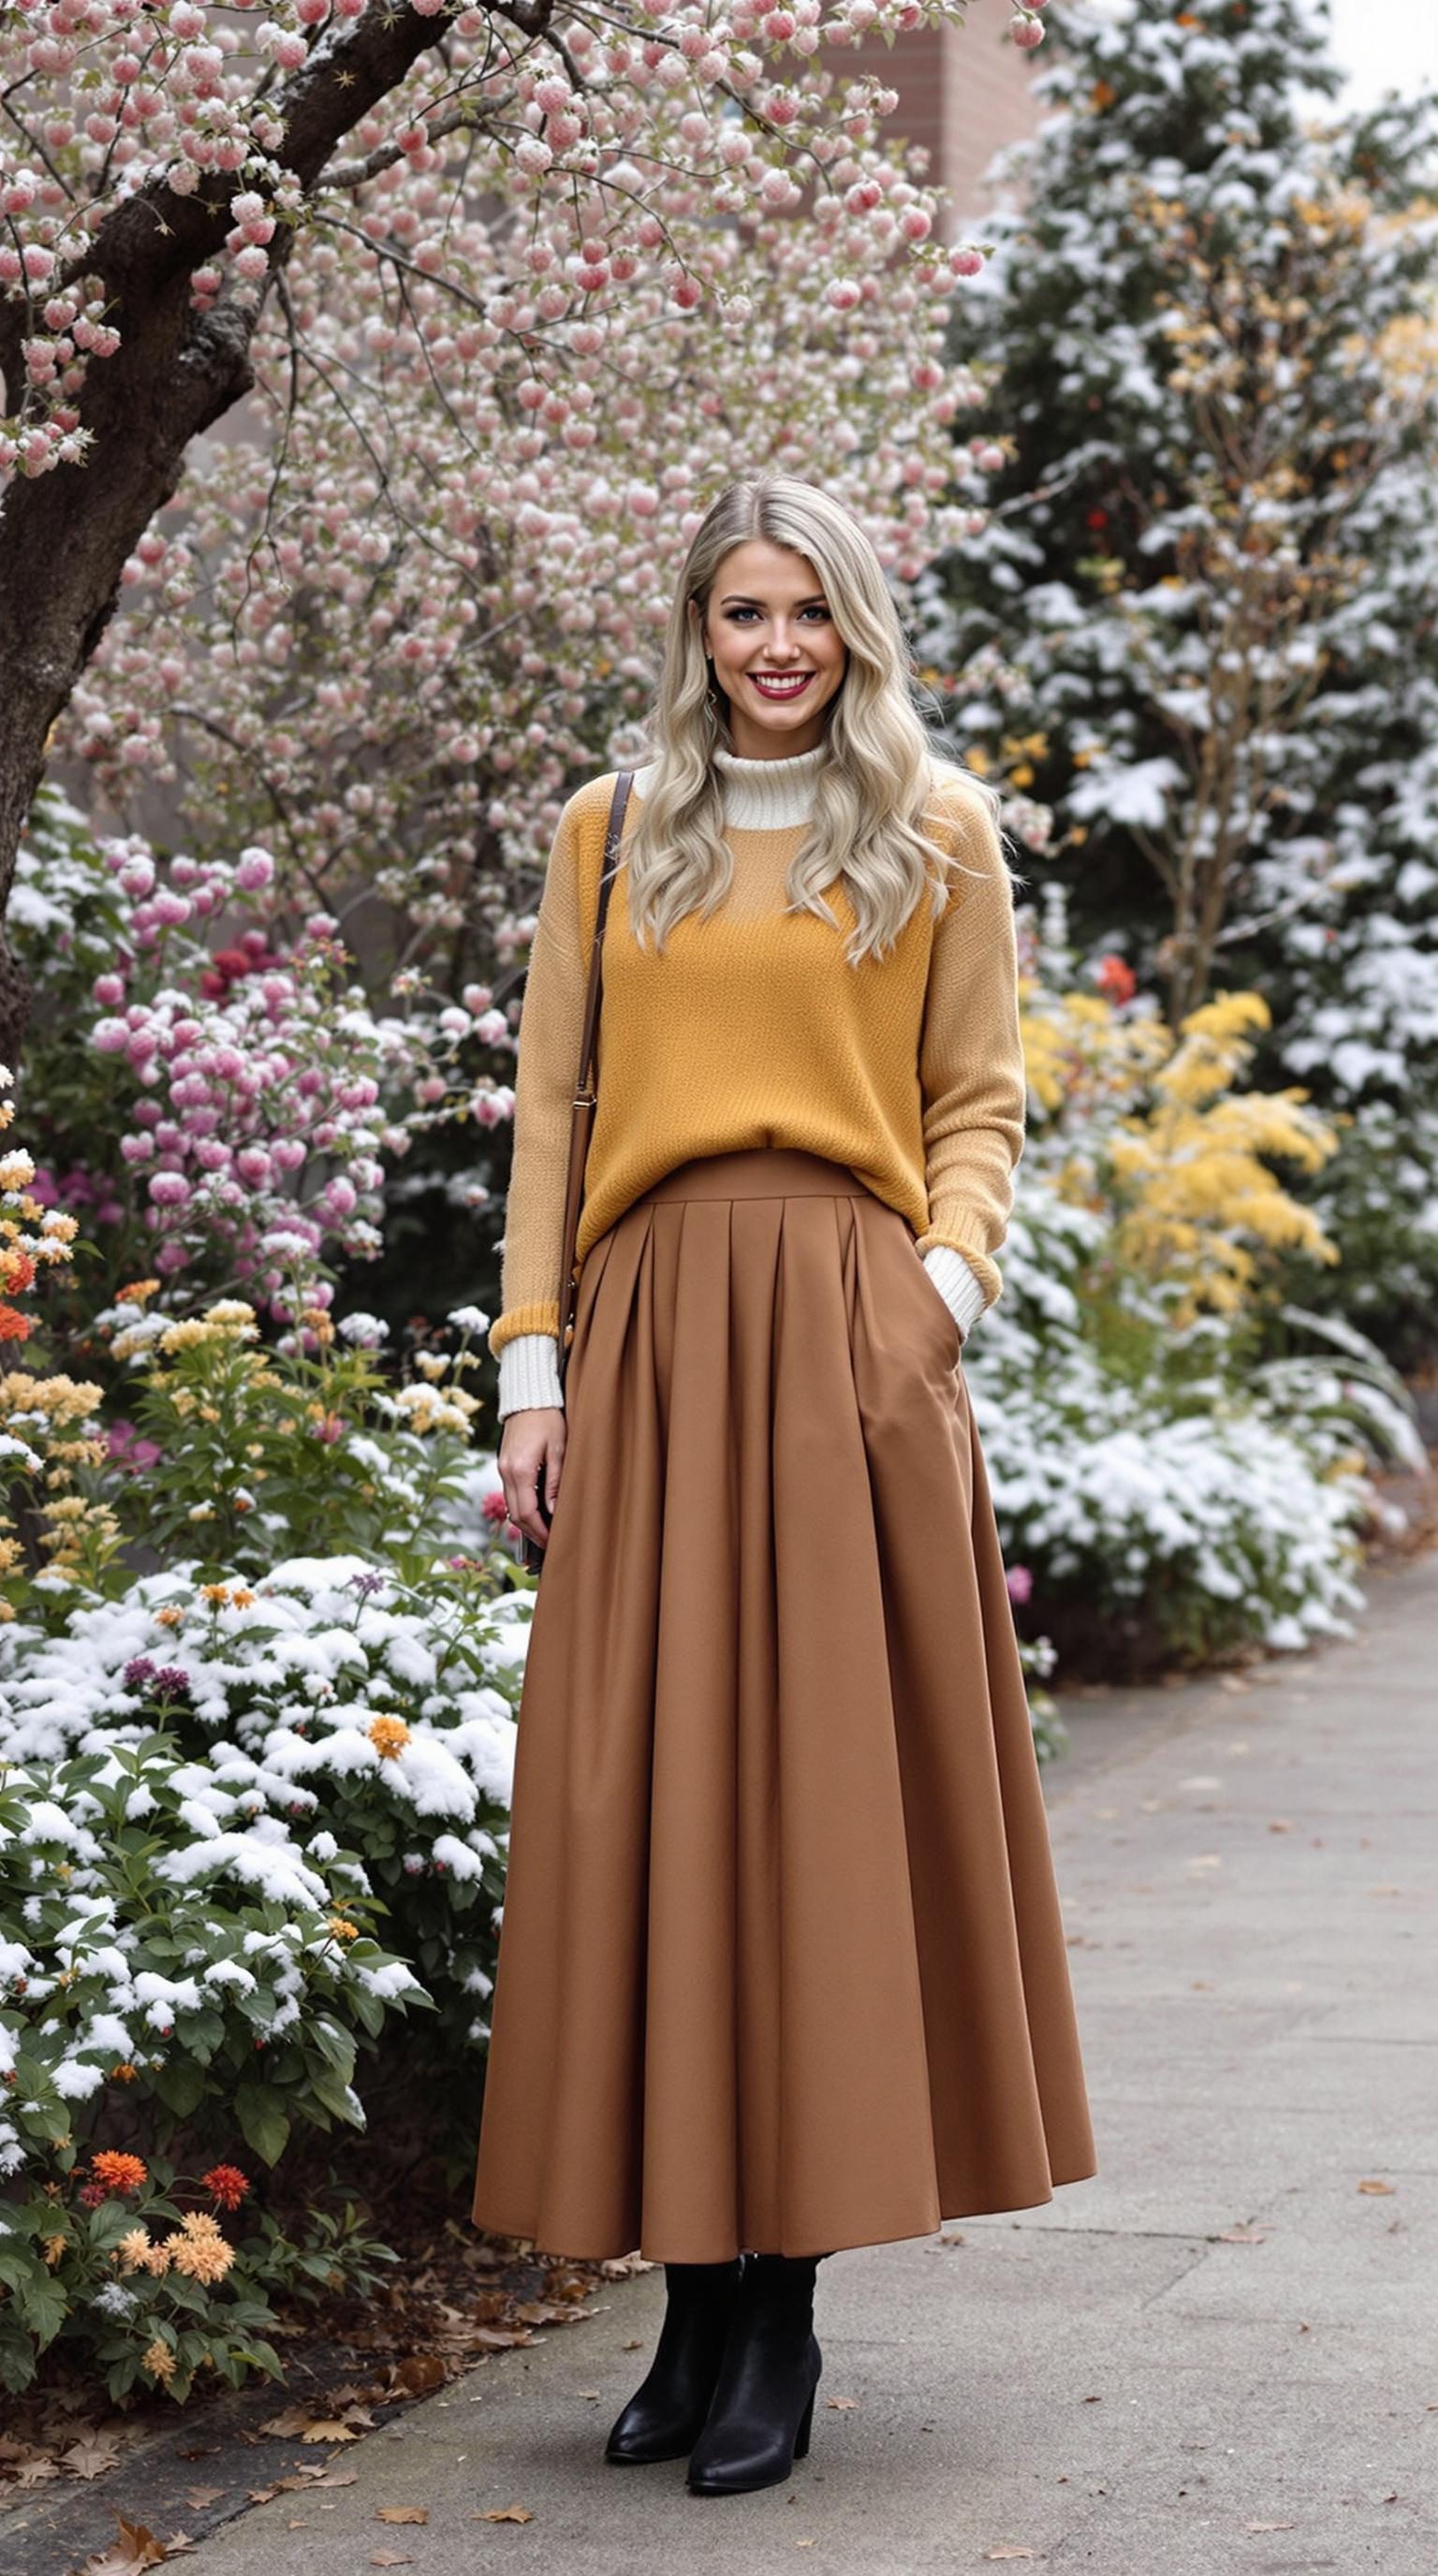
622, 476, 1005, 967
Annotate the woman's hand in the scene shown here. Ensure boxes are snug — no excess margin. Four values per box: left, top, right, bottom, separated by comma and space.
500, 1407, 566, 1550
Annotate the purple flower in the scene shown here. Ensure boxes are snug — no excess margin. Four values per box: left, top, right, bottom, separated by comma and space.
151, 1666, 191, 1699
1005, 1564, 1034, 1606
121, 1656, 156, 1690
348, 1571, 387, 1602
107, 1422, 162, 1474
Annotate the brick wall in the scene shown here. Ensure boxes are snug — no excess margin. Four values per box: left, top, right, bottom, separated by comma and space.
829, 0, 1041, 229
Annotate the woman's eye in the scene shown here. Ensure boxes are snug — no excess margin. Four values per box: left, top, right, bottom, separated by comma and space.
722, 604, 831, 623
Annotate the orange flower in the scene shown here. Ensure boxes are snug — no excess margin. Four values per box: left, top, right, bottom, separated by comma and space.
43, 2232, 67, 2267
117, 1280, 160, 1305
368, 1714, 410, 1760
0, 1305, 32, 1341
141, 2339, 176, 2382
200, 1583, 231, 1605
154, 1606, 184, 1630
327, 1914, 360, 1942
89, 2150, 148, 2196
109, 2061, 139, 2084
0, 1250, 35, 1295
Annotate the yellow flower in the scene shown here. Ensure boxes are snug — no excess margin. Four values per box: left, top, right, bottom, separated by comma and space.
368, 1714, 411, 1760
43, 2232, 67, 2268
166, 2214, 234, 2286
230, 1588, 256, 1609
139, 2241, 172, 2276
116, 2228, 153, 2272
327, 1914, 360, 1942
203, 1300, 257, 1328
200, 1583, 231, 1606
141, 2338, 176, 2382
117, 1280, 161, 1306
154, 1606, 185, 1631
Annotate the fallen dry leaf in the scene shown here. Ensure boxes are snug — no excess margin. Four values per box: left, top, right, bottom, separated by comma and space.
77, 2514, 169, 2576
63, 2441, 122, 2482
387, 2356, 446, 2395
1357, 2180, 1395, 2196
257, 2407, 315, 2439
468, 2325, 535, 2350
375, 2507, 429, 2525
299, 2422, 360, 2446
985, 2552, 1036, 2564
1245, 2523, 1296, 2534
477, 2506, 534, 2524
13, 2458, 62, 2488
182, 2489, 227, 2511
371, 2554, 415, 2567
622, 2339, 644, 2352
825, 2396, 858, 2410
1216, 2226, 1270, 2244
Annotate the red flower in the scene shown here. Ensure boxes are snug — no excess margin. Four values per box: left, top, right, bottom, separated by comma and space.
0, 1304, 32, 1342
1095, 954, 1137, 1004
78, 2182, 109, 2208
201, 2163, 250, 2211
1086, 506, 1109, 531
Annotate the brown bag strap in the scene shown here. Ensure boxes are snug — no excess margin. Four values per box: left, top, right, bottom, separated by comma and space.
555, 770, 633, 1380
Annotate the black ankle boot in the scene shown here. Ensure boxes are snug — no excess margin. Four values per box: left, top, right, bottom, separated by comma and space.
685, 2252, 823, 2496
605, 2258, 745, 2464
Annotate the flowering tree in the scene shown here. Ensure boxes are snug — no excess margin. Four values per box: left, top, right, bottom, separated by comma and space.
0, 0, 1046, 1054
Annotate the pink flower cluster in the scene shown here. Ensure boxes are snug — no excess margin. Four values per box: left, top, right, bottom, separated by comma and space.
87, 831, 449, 1307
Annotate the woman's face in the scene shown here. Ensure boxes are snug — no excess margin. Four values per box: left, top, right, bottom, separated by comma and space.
698, 538, 847, 760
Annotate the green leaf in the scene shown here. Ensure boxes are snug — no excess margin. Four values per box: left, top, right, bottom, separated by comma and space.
234, 2081, 292, 2167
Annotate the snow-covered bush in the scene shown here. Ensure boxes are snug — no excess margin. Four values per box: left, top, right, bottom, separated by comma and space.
0, 1556, 522, 2070
0, 1735, 426, 2397
968, 906, 1426, 1672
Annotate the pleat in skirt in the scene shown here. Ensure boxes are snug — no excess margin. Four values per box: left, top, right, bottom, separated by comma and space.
471, 1147, 1095, 2261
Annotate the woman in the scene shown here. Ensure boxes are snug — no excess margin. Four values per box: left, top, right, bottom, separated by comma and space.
471, 476, 1095, 2498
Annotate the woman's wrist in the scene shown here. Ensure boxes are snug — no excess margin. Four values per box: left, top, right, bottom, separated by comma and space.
497, 1333, 565, 1419
921, 1243, 989, 1341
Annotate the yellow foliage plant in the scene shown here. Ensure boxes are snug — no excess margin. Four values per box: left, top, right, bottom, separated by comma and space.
1020, 984, 1341, 1328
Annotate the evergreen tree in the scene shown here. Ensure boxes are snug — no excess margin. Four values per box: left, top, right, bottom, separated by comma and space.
920, 0, 1438, 1353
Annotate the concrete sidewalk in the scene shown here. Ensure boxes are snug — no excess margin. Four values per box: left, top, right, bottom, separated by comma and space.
180, 1552, 1438, 2574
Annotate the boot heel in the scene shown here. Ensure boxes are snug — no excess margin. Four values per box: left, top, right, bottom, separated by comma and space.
793, 2385, 815, 2460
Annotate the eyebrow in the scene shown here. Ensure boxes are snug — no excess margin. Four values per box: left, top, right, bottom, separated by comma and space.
718, 592, 829, 607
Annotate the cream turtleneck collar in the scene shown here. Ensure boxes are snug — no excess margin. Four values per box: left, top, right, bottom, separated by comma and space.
630, 739, 829, 832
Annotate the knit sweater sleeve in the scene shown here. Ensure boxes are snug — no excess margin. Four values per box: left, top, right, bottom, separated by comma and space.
912, 777, 1027, 1310
488, 791, 591, 1368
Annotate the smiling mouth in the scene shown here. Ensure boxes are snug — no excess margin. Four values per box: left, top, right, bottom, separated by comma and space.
748, 672, 815, 698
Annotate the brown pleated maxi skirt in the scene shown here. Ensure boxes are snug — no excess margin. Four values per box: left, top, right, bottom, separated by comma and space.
471, 1147, 1095, 2261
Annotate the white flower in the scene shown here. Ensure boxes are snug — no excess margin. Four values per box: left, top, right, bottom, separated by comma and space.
338, 1312, 390, 1348
448, 1305, 490, 1336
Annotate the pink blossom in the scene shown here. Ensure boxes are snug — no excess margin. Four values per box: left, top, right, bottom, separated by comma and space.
1005, 1565, 1034, 1606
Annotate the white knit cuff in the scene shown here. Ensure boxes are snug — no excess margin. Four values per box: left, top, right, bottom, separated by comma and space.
921, 1243, 989, 1342
497, 1333, 565, 1419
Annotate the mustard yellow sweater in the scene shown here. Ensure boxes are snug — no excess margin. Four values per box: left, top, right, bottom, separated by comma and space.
490, 742, 1026, 1407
